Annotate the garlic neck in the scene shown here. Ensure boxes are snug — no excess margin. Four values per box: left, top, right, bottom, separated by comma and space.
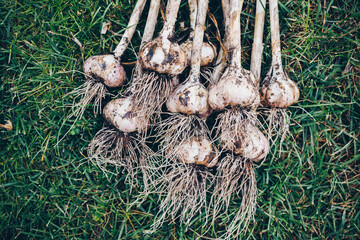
269, 0, 283, 69
160, 0, 181, 40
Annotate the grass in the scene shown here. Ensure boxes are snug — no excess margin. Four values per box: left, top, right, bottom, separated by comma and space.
0, 0, 359, 239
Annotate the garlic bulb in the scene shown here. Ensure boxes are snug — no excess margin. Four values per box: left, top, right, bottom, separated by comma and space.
261, 65, 300, 108
180, 40, 216, 67
83, 55, 126, 88
176, 136, 218, 167
220, 122, 269, 162
166, 79, 210, 117
139, 0, 187, 75
261, 0, 300, 109
103, 97, 148, 133
209, 68, 259, 111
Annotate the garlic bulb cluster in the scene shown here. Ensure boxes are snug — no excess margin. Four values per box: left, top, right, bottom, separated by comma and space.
81, 0, 302, 236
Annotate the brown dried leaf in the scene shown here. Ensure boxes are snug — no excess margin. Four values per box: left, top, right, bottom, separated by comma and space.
0, 120, 13, 131
101, 21, 111, 34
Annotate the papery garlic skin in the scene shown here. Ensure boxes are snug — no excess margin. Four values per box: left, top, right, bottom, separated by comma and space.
83, 55, 126, 88
220, 123, 269, 162
260, 66, 300, 108
167, 80, 210, 117
176, 136, 218, 167
209, 68, 259, 111
103, 97, 148, 133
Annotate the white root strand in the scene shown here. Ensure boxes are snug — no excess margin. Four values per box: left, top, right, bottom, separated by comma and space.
250, 0, 266, 82
269, 0, 282, 67
114, 0, 147, 58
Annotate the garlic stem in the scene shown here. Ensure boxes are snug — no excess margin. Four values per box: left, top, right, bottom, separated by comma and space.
269, 0, 282, 68
142, 0, 161, 43
189, 0, 209, 81
114, 0, 147, 58
250, 0, 266, 81
210, 0, 230, 84
160, 0, 182, 39
228, 0, 244, 68
134, 0, 161, 76
188, 0, 197, 36
222, 0, 230, 45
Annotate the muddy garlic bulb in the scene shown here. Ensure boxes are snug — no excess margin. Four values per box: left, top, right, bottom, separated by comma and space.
208, 0, 259, 112
166, 79, 210, 117
261, 65, 299, 108
220, 122, 269, 162
209, 67, 259, 111
180, 41, 216, 66
139, 0, 187, 75
103, 97, 148, 133
261, 0, 300, 109
176, 136, 218, 167
83, 55, 126, 88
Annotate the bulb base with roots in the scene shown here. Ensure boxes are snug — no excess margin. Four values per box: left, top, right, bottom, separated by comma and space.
87, 125, 159, 196
211, 155, 257, 238
152, 163, 214, 230
264, 107, 291, 143
128, 71, 179, 123
152, 114, 218, 229
70, 80, 107, 119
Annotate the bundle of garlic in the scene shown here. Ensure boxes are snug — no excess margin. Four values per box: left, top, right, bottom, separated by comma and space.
75, 0, 301, 236
152, 0, 219, 228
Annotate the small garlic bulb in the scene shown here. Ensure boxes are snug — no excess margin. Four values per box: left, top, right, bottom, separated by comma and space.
139, 37, 187, 75
83, 55, 126, 88
103, 97, 148, 133
175, 136, 218, 167
180, 40, 217, 67
166, 80, 210, 117
209, 68, 259, 111
260, 66, 300, 108
220, 122, 269, 162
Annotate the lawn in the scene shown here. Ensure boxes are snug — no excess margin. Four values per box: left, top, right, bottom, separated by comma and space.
0, 0, 359, 239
